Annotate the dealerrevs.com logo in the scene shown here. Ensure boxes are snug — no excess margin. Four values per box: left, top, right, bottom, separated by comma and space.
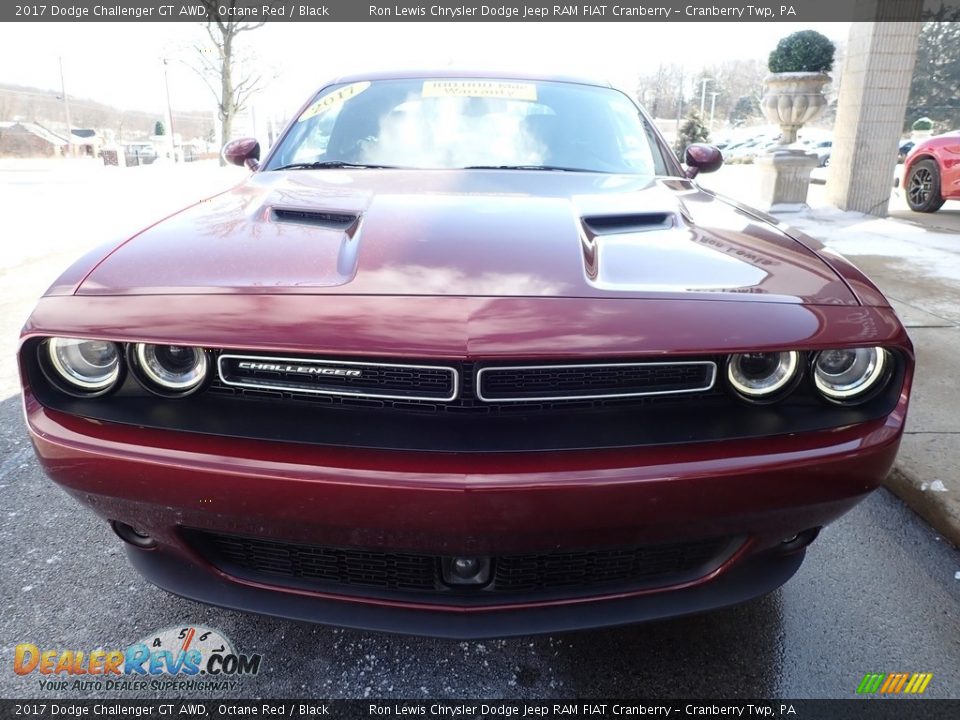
13, 625, 261, 693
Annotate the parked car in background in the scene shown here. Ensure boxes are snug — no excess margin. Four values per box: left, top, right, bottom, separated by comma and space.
812, 140, 832, 167
903, 130, 960, 213
897, 140, 915, 164
724, 137, 776, 163
123, 142, 158, 166
743, 139, 782, 163
20, 71, 914, 638
719, 140, 750, 161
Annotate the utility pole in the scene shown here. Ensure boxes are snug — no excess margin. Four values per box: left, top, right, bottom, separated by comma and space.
162, 58, 177, 162
710, 92, 719, 130
675, 70, 684, 138
699, 78, 712, 116
59, 56, 74, 158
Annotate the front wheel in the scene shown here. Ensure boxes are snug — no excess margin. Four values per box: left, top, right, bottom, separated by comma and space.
906, 159, 946, 213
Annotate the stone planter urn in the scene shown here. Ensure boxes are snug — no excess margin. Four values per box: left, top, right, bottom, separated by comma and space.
761, 72, 831, 144
756, 72, 831, 212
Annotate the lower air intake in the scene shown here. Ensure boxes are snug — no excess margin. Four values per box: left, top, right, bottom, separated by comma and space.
187, 530, 738, 603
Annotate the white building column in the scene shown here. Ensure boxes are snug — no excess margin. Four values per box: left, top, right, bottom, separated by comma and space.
826, 10, 922, 216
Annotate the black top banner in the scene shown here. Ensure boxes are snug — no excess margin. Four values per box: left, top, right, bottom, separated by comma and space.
3, 0, 960, 23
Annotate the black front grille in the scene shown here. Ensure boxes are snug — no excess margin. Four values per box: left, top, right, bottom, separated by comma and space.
24, 333, 907, 453
188, 530, 735, 603
210, 353, 720, 414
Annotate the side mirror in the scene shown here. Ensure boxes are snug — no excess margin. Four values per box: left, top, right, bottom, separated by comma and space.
683, 143, 723, 178
222, 137, 260, 170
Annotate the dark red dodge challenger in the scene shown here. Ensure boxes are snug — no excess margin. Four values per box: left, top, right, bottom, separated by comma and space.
19, 72, 913, 638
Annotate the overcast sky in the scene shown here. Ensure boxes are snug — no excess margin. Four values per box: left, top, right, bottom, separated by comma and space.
0, 22, 851, 117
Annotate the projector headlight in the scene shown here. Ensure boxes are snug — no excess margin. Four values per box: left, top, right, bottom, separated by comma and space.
46, 338, 121, 394
133, 343, 208, 395
727, 351, 800, 400
813, 347, 889, 401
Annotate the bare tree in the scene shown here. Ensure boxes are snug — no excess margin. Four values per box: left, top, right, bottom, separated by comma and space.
193, 0, 267, 163
636, 64, 684, 120
0, 90, 17, 122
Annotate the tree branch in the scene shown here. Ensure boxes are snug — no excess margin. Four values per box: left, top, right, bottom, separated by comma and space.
236, 22, 267, 34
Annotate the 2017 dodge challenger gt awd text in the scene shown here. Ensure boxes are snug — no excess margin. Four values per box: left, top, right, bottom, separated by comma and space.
19, 73, 913, 638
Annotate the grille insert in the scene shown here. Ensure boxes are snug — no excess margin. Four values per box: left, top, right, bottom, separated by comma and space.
189, 531, 736, 602
477, 361, 716, 401
217, 354, 458, 402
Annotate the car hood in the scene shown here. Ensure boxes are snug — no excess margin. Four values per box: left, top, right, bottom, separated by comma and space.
76, 170, 857, 305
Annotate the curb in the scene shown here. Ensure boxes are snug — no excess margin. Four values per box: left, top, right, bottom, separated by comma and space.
883, 464, 960, 549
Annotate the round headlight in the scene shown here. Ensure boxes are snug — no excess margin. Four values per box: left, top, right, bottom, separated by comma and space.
46, 338, 121, 393
727, 351, 800, 399
813, 347, 888, 401
134, 343, 208, 394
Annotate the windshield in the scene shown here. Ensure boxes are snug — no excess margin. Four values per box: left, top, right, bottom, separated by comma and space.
266, 78, 670, 175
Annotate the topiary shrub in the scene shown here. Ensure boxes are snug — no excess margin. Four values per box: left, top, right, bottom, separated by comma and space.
912, 117, 933, 132
768, 30, 835, 73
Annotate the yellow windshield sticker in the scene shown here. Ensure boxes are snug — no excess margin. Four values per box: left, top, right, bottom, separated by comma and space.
422, 80, 538, 101
298, 81, 371, 122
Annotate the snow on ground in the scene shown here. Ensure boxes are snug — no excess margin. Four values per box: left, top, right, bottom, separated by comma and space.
785, 206, 960, 284
701, 164, 960, 287
0, 158, 245, 271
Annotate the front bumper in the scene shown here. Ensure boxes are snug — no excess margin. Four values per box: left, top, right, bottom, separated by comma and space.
26, 388, 905, 637
126, 542, 805, 638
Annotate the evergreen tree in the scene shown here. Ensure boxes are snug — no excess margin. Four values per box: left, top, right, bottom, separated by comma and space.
906, 8, 960, 131
729, 96, 757, 126
674, 111, 710, 156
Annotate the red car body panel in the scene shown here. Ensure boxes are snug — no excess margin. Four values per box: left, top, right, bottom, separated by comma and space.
26, 394, 905, 552
74, 172, 858, 306
26, 395, 903, 594
19, 72, 915, 637
24, 296, 905, 359
904, 130, 960, 200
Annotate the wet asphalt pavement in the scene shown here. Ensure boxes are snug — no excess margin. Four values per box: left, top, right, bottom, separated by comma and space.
1, 388, 958, 700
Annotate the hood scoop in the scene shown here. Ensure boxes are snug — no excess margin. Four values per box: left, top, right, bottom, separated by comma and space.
582, 213, 674, 236
272, 208, 359, 230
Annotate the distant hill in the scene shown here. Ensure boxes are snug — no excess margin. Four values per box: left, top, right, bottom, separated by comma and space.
0, 82, 215, 141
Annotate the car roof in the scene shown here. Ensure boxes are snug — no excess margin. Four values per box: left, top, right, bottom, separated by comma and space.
322, 68, 614, 89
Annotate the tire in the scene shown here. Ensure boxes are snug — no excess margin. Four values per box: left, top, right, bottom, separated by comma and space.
906, 159, 946, 213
